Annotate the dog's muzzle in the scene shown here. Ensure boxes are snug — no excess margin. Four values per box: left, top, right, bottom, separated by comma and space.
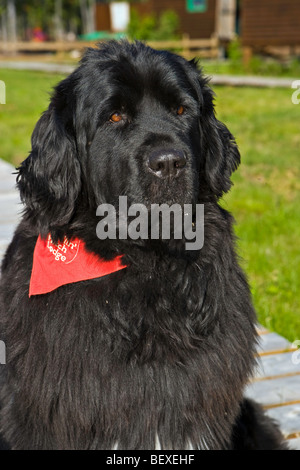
147, 149, 186, 180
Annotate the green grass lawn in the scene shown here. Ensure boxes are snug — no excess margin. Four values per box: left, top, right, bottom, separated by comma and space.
0, 68, 299, 342
0, 69, 66, 166
213, 84, 300, 342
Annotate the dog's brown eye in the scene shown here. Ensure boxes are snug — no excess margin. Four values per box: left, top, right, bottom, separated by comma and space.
176, 105, 185, 116
110, 112, 123, 123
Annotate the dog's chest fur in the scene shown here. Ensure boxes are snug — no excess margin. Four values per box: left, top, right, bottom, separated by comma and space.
1, 242, 256, 449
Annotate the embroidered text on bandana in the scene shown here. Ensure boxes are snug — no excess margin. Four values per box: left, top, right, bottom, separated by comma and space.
29, 234, 126, 297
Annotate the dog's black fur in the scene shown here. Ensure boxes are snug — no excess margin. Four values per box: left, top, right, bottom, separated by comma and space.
0, 41, 288, 450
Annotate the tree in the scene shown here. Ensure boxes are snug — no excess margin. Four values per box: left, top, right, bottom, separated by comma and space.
1, 0, 17, 42
54, 0, 63, 40
79, 0, 96, 35
0, 1, 8, 41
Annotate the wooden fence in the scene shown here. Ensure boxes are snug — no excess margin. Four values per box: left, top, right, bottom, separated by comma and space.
0, 36, 220, 60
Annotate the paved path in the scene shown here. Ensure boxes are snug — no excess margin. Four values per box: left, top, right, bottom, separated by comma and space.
0, 60, 75, 75
0, 159, 299, 449
0, 159, 21, 262
0, 60, 297, 88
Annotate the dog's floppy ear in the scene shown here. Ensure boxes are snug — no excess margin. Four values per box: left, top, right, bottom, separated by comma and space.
17, 79, 81, 235
200, 83, 240, 198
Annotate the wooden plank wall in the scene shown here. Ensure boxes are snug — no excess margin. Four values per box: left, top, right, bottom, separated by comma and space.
242, 0, 300, 47
95, 3, 111, 32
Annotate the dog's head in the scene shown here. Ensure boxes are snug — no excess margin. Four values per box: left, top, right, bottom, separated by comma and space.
17, 40, 240, 235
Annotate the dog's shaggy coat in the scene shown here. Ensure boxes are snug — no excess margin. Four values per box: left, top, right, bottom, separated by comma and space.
0, 41, 288, 450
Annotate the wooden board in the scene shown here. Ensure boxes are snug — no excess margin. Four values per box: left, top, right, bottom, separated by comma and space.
248, 328, 300, 448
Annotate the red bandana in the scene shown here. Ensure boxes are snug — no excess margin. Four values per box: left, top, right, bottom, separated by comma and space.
29, 234, 127, 297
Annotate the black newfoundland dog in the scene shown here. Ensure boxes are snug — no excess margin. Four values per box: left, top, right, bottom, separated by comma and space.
0, 41, 288, 450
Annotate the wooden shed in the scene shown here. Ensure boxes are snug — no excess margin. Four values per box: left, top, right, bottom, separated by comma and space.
96, 0, 237, 41
241, 0, 300, 52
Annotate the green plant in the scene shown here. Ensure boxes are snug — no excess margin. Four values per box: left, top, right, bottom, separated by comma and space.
152, 10, 180, 41
227, 37, 243, 63
226, 37, 243, 73
127, 9, 155, 41
127, 9, 180, 41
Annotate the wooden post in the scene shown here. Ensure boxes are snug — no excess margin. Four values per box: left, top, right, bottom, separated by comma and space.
182, 33, 190, 58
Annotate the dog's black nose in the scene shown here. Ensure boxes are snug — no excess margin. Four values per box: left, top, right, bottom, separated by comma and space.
148, 149, 187, 179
